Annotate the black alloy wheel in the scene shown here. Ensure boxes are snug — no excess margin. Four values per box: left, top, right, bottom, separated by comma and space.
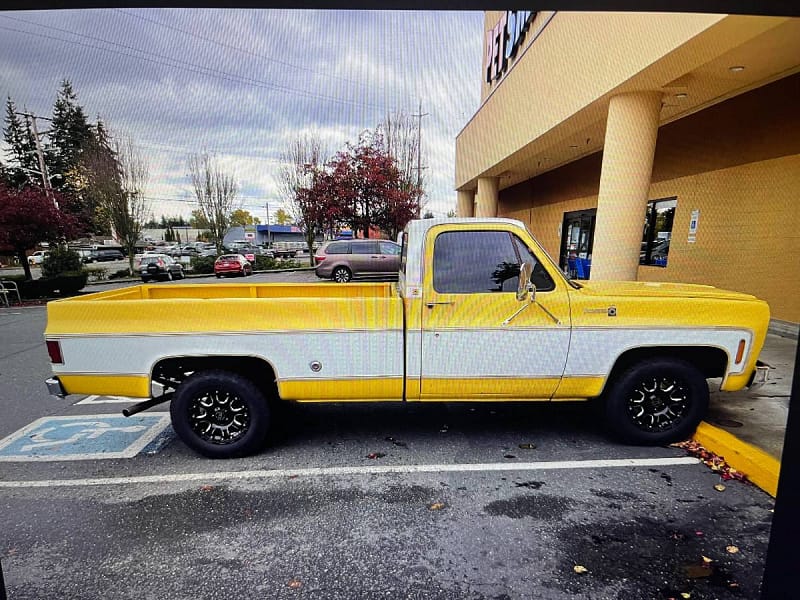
170, 370, 270, 458
603, 358, 708, 445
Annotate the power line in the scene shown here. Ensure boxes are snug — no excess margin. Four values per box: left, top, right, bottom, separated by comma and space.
113, 8, 374, 94
0, 18, 392, 114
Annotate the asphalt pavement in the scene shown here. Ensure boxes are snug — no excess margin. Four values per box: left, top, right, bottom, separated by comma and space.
0, 272, 788, 599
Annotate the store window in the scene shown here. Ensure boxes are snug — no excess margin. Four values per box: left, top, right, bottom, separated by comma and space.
559, 209, 596, 280
640, 197, 677, 267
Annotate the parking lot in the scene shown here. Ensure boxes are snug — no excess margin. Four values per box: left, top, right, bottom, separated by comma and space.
0, 272, 776, 599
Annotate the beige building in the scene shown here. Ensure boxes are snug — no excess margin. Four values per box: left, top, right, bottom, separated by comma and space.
455, 12, 800, 327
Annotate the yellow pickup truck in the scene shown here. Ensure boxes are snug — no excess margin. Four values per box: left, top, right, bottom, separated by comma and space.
44, 218, 770, 458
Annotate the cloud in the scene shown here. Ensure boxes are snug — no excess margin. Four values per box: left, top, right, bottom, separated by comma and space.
0, 8, 484, 220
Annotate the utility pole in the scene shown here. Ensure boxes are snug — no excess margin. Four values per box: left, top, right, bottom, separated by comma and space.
412, 100, 428, 217
265, 200, 271, 247
17, 111, 58, 209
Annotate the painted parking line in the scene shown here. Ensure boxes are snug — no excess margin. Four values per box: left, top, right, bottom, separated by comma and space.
0, 413, 173, 461
0, 456, 700, 488
76, 394, 136, 405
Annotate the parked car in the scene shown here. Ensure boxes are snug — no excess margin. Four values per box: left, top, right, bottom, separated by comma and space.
140, 254, 184, 282
90, 248, 125, 262
28, 250, 49, 265
214, 254, 252, 278
314, 239, 401, 283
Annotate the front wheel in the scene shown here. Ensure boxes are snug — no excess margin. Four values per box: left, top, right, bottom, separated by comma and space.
332, 266, 352, 283
170, 370, 271, 458
603, 358, 708, 445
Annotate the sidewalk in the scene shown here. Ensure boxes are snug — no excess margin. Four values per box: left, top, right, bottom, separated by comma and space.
701, 330, 797, 495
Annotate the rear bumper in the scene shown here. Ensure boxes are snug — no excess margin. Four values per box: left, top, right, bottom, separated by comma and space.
747, 361, 771, 391
45, 376, 67, 398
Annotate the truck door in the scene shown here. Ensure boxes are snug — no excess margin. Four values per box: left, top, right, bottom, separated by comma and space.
420, 226, 571, 399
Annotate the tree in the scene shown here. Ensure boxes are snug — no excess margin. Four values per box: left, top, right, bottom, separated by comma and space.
48, 80, 93, 196
108, 133, 150, 275
189, 209, 210, 230
230, 208, 260, 227
3, 97, 41, 189
327, 130, 420, 239
274, 208, 292, 225
381, 110, 426, 216
0, 184, 78, 280
188, 152, 239, 253
279, 135, 328, 264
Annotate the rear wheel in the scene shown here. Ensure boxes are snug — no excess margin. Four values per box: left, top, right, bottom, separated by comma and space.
603, 358, 708, 445
170, 370, 270, 458
332, 266, 352, 283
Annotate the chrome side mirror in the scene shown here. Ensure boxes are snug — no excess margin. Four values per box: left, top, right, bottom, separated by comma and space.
517, 262, 534, 302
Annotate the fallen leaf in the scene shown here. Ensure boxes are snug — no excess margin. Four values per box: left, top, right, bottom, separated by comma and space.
503, 454, 517, 459
714, 483, 726, 492
573, 565, 589, 574
366, 452, 386, 459
288, 475, 298, 480
702, 556, 713, 564
518, 443, 537, 450
726, 545, 739, 554
200, 485, 214, 492
429, 502, 446, 511
287, 578, 303, 589
695, 531, 704, 536
681, 593, 691, 599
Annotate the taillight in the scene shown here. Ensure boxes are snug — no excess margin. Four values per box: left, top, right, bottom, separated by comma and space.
158, 259, 165, 267
46, 340, 63, 364
314, 255, 325, 262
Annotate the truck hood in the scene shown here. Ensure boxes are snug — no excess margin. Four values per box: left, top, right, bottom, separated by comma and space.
575, 280, 759, 302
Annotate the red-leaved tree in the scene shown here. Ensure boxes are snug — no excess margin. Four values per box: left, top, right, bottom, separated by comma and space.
327, 131, 420, 239
0, 184, 79, 280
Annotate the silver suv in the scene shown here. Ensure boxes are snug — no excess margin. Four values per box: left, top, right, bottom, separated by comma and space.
314, 239, 401, 282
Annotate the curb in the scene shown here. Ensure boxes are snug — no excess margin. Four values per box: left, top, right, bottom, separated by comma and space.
693, 421, 781, 497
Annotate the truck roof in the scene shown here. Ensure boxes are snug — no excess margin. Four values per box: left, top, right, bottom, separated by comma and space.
401, 217, 528, 291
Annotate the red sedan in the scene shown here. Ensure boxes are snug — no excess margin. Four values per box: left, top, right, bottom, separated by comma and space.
214, 254, 253, 278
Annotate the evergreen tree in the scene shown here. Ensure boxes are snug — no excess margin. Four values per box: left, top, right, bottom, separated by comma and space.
2, 97, 39, 188
48, 80, 92, 195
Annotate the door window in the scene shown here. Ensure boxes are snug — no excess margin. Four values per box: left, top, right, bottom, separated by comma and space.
433, 231, 519, 293
352, 241, 378, 254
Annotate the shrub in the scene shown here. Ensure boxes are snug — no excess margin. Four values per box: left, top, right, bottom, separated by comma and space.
109, 268, 133, 280
190, 255, 216, 274
84, 266, 108, 282
42, 246, 82, 278
50, 271, 88, 295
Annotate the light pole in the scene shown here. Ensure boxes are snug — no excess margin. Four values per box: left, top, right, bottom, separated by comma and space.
265, 201, 271, 247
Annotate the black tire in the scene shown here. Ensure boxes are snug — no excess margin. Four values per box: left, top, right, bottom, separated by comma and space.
332, 266, 352, 283
170, 370, 270, 458
216, 274, 222, 278
141, 277, 150, 283
603, 358, 708, 445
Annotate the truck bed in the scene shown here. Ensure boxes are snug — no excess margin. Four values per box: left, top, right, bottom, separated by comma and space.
46, 282, 401, 335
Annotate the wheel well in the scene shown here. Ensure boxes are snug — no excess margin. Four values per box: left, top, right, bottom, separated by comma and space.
604, 346, 729, 392
152, 356, 279, 401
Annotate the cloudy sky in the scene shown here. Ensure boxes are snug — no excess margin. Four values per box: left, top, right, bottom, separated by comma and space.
0, 8, 484, 222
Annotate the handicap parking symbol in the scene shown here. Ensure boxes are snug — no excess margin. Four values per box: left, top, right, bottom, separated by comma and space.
0, 413, 173, 461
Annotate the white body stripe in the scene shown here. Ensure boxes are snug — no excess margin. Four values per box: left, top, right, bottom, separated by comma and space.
54, 330, 404, 380
421, 329, 570, 378
565, 328, 749, 376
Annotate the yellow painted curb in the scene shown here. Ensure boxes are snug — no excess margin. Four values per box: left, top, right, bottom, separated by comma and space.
694, 421, 781, 497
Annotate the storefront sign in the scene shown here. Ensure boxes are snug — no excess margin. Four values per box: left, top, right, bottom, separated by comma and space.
688, 209, 700, 243
485, 11, 535, 84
